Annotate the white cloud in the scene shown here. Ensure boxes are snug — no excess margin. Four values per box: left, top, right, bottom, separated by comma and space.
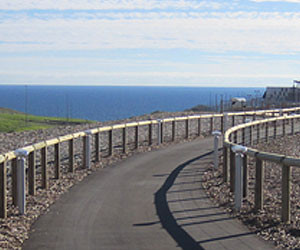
1, 12, 300, 55
0, 0, 223, 10
251, 0, 300, 2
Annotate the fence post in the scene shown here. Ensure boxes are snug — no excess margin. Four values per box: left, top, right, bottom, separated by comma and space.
135, 126, 139, 149
95, 132, 100, 162
230, 149, 235, 192
232, 116, 235, 127
197, 118, 201, 136
157, 120, 162, 145
0, 161, 7, 218
242, 128, 245, 145
28, 151, 36, 196
122, 127, 127, 153
256, 124, 260, 143
160, 121, 164, 143
172, 120, 176, 141
69, 138, 74, 173
210, 117, 214, 134
223, 147, 228, 182
41, 146, 48, 189
291, 118, 294, 135
233, 131, 238, 143
232, 145, 247, 211
282, 119, 286, 136
212, 131, 221, 169
186, 119, 189, 139
108, 130, 113, 156
148, 123, 152, 146
15, 149, 29, 215
243, 155, 248, 198
12, 158, 17, 206
223, 113, 228, 133
265, 122, 269, 142
274, 120, 277, 139
221, 116, 224, 133
249, 125, 252, 145
282, 164, 291, 223
83, 130, 92, 169
54, 142, 60, 179
255, 158, 264, 211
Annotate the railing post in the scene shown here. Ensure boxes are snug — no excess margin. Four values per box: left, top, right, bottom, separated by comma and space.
69, 138, 74, 173
232, 116, 235, 127
291, 118, 295, 135
95, 132, 100, 162
148, 123, 152, 146
135, 126, 139, 149
221, 116, 224, 133
230, 148, 235, 192
12, 158, 17, 206
108, 130, 113, 156
185, 119, 189, 139
243, 154, 248, 198
256, 124, 260, 143
83, 130, 92, 169
223, 147, 228, 182
197, 118, 201, 136
172, 120, 176, 141
265, 122, 269, 142
122, 127, 127, 153
249, 125, 252, 145
15, 149, 29, 215
242, 128, 245, 145
0, 161, 7, 218
273, 120, 277, 139
255, 158, 264, 211
232, 145, 247, 211
54, 142, 60, 179
282, 119, 286, 136
282, 164, 291, 223
223, 113, 228, 133
41, 146, 48, 189
210, 117, 214, 134
233, 131, 237, 143
157, 120, 162, 145
28, 151, 36, 196
212, 131, 221, 169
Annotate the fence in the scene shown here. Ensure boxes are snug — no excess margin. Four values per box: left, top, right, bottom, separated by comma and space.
223, 113, 300, 223
1, 107, 300, 219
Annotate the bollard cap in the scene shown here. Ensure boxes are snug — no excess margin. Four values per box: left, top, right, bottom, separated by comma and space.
14, 148, 29, 158
212, 130, 222, 136
231, 145, 247, 154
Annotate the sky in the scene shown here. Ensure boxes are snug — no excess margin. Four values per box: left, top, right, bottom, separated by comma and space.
0, 0, 300, 87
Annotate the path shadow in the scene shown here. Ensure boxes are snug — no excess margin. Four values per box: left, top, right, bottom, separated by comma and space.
153, 151, 214, 250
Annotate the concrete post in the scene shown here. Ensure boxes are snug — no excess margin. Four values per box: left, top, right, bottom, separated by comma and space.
83, 130, 92, 169
212, 131, 222, 169
232, 145, 247, 211
14, 149, 29, 215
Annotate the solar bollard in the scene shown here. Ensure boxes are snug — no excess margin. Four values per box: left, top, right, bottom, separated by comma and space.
84, 130, 92, 169
231, 145, 247, 211
14, 148, 29, 215
212, 130, 222, 169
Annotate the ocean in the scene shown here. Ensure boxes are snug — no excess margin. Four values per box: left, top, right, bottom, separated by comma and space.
0, 85, 264, 122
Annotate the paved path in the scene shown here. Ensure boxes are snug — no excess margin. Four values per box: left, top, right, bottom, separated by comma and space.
23, 137, 274, 250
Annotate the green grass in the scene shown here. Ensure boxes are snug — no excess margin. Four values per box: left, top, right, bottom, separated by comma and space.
0, 108, 94, 132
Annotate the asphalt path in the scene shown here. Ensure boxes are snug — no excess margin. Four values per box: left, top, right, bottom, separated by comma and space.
23, 137, 274, 250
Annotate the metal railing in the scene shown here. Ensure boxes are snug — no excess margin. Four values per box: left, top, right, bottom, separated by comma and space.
1, 106, 300, 219
223, 113, 300, 223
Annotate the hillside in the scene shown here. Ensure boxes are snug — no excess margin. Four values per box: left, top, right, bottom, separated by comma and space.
0, 107, 93, 132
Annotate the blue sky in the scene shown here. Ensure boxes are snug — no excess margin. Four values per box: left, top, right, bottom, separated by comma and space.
0, 0, 300, 87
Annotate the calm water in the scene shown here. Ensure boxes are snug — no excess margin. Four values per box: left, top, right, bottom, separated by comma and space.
0, 85, 264, 121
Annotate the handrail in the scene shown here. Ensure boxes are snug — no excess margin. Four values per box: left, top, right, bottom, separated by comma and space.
0, 106, 300, 219
223, 112, 300, 223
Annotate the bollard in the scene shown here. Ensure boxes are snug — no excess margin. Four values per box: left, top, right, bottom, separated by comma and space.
157, 119, 162, 145
212, 131, 222, 169
14, 149, 29, 215
231, 145, 247, 211
83, 130, 92, 169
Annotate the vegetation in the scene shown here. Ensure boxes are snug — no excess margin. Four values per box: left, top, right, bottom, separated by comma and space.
0, 107, 94, 133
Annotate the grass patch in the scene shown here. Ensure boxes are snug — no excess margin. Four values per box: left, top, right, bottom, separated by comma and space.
0, 107, 94, 133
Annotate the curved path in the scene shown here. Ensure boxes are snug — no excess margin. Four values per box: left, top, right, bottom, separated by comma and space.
23, 137, 274, 250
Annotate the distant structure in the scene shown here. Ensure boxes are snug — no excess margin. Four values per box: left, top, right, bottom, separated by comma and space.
263, 80, 300, 106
